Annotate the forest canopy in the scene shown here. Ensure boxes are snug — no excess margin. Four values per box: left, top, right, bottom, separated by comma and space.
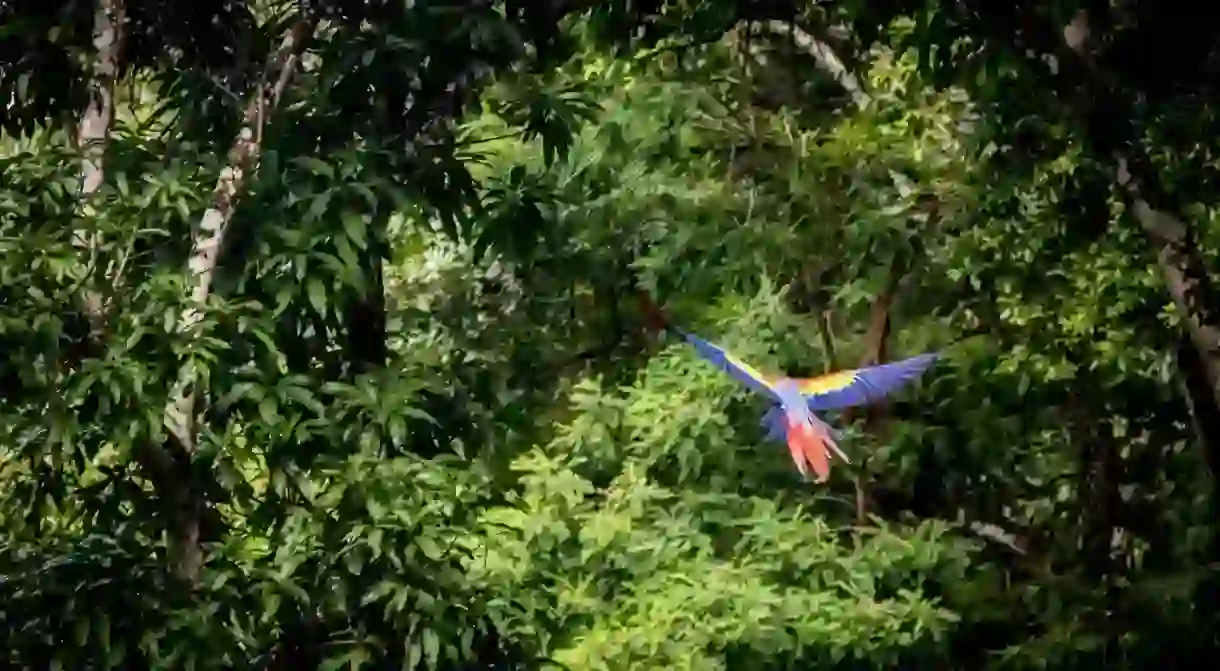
2, 0, 1219, 668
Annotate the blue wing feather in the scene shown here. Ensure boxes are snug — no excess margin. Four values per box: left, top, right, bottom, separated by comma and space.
677, 329, 778, 400
802, 352, 939, 411
760, 405, 787, 442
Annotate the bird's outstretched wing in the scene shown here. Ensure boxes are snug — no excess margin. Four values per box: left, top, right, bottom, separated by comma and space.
790, 352, 939, 411
677, 329, 778, 400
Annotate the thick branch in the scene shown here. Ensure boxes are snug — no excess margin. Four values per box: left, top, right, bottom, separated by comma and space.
65, 0, 232, 582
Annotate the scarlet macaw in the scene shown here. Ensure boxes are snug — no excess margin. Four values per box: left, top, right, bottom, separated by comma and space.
676, 330, 938, 482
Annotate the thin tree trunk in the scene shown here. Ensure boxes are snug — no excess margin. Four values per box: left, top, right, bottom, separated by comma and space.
841, 261, 900, 523
74, 0, 125, 332
1066, 370, 1124, 664
1176, 335, 1220, 643
1061, 25, 1220, 634
344, 240, 388, 375
941, 8, 1220, 469
66, 0, 232, 580
163, 17, 315, 583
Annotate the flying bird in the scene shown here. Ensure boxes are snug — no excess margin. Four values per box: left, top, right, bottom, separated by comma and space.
637, 291, 937, 482
677, 330, 938, 482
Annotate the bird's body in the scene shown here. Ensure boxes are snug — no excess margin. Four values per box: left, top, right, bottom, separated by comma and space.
770, 380, 842, 482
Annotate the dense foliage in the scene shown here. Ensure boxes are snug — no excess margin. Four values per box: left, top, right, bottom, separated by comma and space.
2, 0, 1219, 668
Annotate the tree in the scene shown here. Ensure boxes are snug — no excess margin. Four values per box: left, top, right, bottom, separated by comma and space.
6, 0, 1220, 668
1, 0, 645, 666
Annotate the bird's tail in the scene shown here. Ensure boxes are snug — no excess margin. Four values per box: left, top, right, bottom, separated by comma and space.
816, 417, 851, 465
786, 418, 833, 483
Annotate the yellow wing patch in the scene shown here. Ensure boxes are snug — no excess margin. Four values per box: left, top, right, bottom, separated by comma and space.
722, 352, 775, 390
793, 370, 858, 395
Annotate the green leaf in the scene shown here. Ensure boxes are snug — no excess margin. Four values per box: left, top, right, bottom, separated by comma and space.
388, 415, 407, 445
307, 191, 333, 222
217, 381, 259, 410
283, 384, 325, 414
401, 406, 437, 425
405, 641, 422, 669
361, 580, 397, 608
75, 616, 89, 646
98, 613, 111, 657
124, 326, 146, 351
259, 397, 278, 425
105, 638, 124, 669
346, 647, 370, 670
352, 182, 377, 209
308, 278, 327, 316
343, 213, 368, 250
422, 629, 440, 669
416, 535, 442, 561
293, 156, 335, 178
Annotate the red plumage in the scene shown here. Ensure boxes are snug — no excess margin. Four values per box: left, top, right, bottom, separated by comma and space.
785, 417, 831, 483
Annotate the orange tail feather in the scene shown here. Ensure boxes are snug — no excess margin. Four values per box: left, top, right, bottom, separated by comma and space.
787, 419, 832, 483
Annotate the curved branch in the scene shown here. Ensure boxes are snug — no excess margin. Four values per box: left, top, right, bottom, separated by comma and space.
745, 19, 872, 109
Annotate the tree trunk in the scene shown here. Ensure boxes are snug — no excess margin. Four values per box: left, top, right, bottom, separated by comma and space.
956, 8, 1220, 478
74, 0, 125, 333
162, 17, 315, 583
841, 259, 901, 523
1067, 371, 1124, 664
1117, 158, 1220, 425
1051, 9, 1220, 483
344, 232, 388, 375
